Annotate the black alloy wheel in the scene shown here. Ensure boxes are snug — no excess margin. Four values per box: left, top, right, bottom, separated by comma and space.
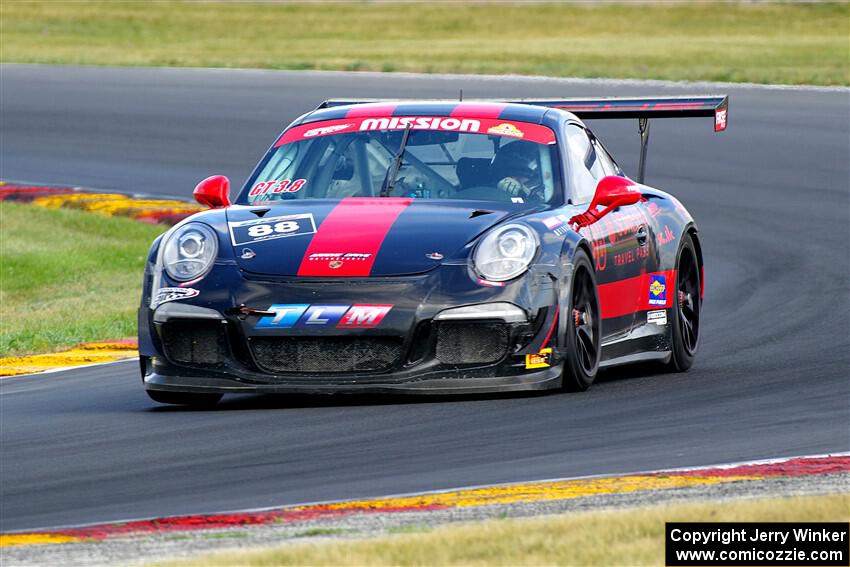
563, 249, 601, 391
667, 233, 701, 371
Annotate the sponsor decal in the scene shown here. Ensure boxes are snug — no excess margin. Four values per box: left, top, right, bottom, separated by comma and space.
647, 310, 668, 325
540, 214, 572, 233
525, 347, 552, 369
648, 274, 667, 306
360, 116, 481, 133
153, 287, 199, 307
715, 108, 727, 131
276, 117, 557, 146
487, 123, 524, 138
477, 278, 506, 288
541, 216, 563, 230
229, 213, 316, 246
614, 249, 637, 266
304, 123, 353, 137
240, 248, 256, 259
296, 304, 350, 328
248, 179, 306, 198
255, 304, 393, 329
657, 225, 676, 246
307, 253, 372, 262
426, 252, 444, 261
510, 197, 524, 204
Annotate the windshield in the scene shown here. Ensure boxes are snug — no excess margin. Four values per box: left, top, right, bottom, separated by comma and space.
237, 116, 563, 207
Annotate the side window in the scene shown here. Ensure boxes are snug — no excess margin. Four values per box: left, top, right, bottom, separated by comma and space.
592, 138, 620, 177
563, 125, 599, 204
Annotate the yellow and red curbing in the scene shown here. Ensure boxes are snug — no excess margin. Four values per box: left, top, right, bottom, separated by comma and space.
0, 340, 139, 377
0, 181, 204, 225
1, 455, 846, 548
0, 181, 195, 376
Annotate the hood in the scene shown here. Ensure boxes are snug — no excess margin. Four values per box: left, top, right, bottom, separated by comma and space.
226, 198, 516, 277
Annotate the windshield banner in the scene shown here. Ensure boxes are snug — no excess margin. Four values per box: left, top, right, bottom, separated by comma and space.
277, 116, 557, 146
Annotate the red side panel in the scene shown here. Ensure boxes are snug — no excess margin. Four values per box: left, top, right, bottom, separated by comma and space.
598, 270, 677, 319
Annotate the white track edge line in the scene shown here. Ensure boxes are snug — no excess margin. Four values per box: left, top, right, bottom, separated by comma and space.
7, 451, 848, 534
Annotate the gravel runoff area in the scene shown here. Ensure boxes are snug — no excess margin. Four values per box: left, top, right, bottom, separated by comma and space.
2, 471, 847, 567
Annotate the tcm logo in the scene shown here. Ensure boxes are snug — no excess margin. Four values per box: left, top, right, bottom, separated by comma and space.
648, 275, 667, 306
255, 304, 393, 329
360, 117, 481, 133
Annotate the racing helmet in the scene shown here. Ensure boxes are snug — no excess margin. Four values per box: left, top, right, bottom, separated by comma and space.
490, 140, 542, 189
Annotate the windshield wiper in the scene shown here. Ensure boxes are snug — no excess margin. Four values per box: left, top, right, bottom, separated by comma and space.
380, 123, 413, 197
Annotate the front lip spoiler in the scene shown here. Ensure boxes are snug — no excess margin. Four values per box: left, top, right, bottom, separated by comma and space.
144, 366, 562, 396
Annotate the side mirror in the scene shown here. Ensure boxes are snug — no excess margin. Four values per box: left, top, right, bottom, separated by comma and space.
570, 176, 642, 229
193, 175, 231, 209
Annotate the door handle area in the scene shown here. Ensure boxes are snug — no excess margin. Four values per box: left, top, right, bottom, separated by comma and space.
636, 225, 648, 246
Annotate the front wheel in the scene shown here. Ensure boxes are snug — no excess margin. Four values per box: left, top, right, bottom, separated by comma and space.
146, 390, 222, 407
665, 233, 701, 372
562, 249, 601, 391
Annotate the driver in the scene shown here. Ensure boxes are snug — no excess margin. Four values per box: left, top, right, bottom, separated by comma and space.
491, 141, 544, 202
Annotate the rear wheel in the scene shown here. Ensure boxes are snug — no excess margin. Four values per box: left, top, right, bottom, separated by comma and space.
666, 233, 701, 372
562, 250, 601, 391
146, 390, 222, 407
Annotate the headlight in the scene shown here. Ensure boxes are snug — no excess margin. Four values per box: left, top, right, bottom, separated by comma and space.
473, 223, 538, 282
162, 222, 218, 281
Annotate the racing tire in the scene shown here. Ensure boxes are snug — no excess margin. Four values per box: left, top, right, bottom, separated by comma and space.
146, 390, 223, 407
562, 249, 601, 391
665, 233, 701, 372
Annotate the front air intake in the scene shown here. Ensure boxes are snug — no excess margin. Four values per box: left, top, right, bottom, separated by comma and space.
250, 337, 403, 374
435, 322, 509, 365
160, 320, 228, 367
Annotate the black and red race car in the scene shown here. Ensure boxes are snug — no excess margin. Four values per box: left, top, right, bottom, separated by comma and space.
138, 95, 727, 406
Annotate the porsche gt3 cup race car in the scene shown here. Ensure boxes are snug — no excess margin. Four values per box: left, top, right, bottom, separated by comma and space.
138, 95, 728, 406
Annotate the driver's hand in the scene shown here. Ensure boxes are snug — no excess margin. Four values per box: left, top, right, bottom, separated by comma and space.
497, 176, 527, 197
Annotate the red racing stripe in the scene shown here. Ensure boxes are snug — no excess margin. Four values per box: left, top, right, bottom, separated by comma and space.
598, 270, 676, 319
345, 103, 398, 118
297, 197, 413, 277
450, 103, 507, 118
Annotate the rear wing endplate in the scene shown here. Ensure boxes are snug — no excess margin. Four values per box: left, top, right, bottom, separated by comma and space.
317, 95, 728, 184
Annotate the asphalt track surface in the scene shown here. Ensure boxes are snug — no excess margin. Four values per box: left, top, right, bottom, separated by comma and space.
1, 65, 848, 532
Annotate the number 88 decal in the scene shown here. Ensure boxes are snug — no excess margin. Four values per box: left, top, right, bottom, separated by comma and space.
247, 221, 301, 238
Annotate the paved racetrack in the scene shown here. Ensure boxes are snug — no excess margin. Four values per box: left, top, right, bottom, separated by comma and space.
1, 65, 848, 531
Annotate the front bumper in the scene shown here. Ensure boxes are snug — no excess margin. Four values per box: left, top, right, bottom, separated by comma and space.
143, 363, 562, 395
140, 265, 564, 395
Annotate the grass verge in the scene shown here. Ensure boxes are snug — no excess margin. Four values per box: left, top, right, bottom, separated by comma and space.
0, 202, 165, 356
2, 1, 848, 86
162, 493, 849, 566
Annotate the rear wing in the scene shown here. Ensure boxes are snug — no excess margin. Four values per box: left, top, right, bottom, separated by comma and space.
510, 96, 727, 128
317, 95, 728, 183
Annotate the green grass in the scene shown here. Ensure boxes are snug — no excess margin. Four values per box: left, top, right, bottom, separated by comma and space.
161, 493, 850, 566
296, 528, 349, 538
1, 1, 847, 85
0, 203, 166, 356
